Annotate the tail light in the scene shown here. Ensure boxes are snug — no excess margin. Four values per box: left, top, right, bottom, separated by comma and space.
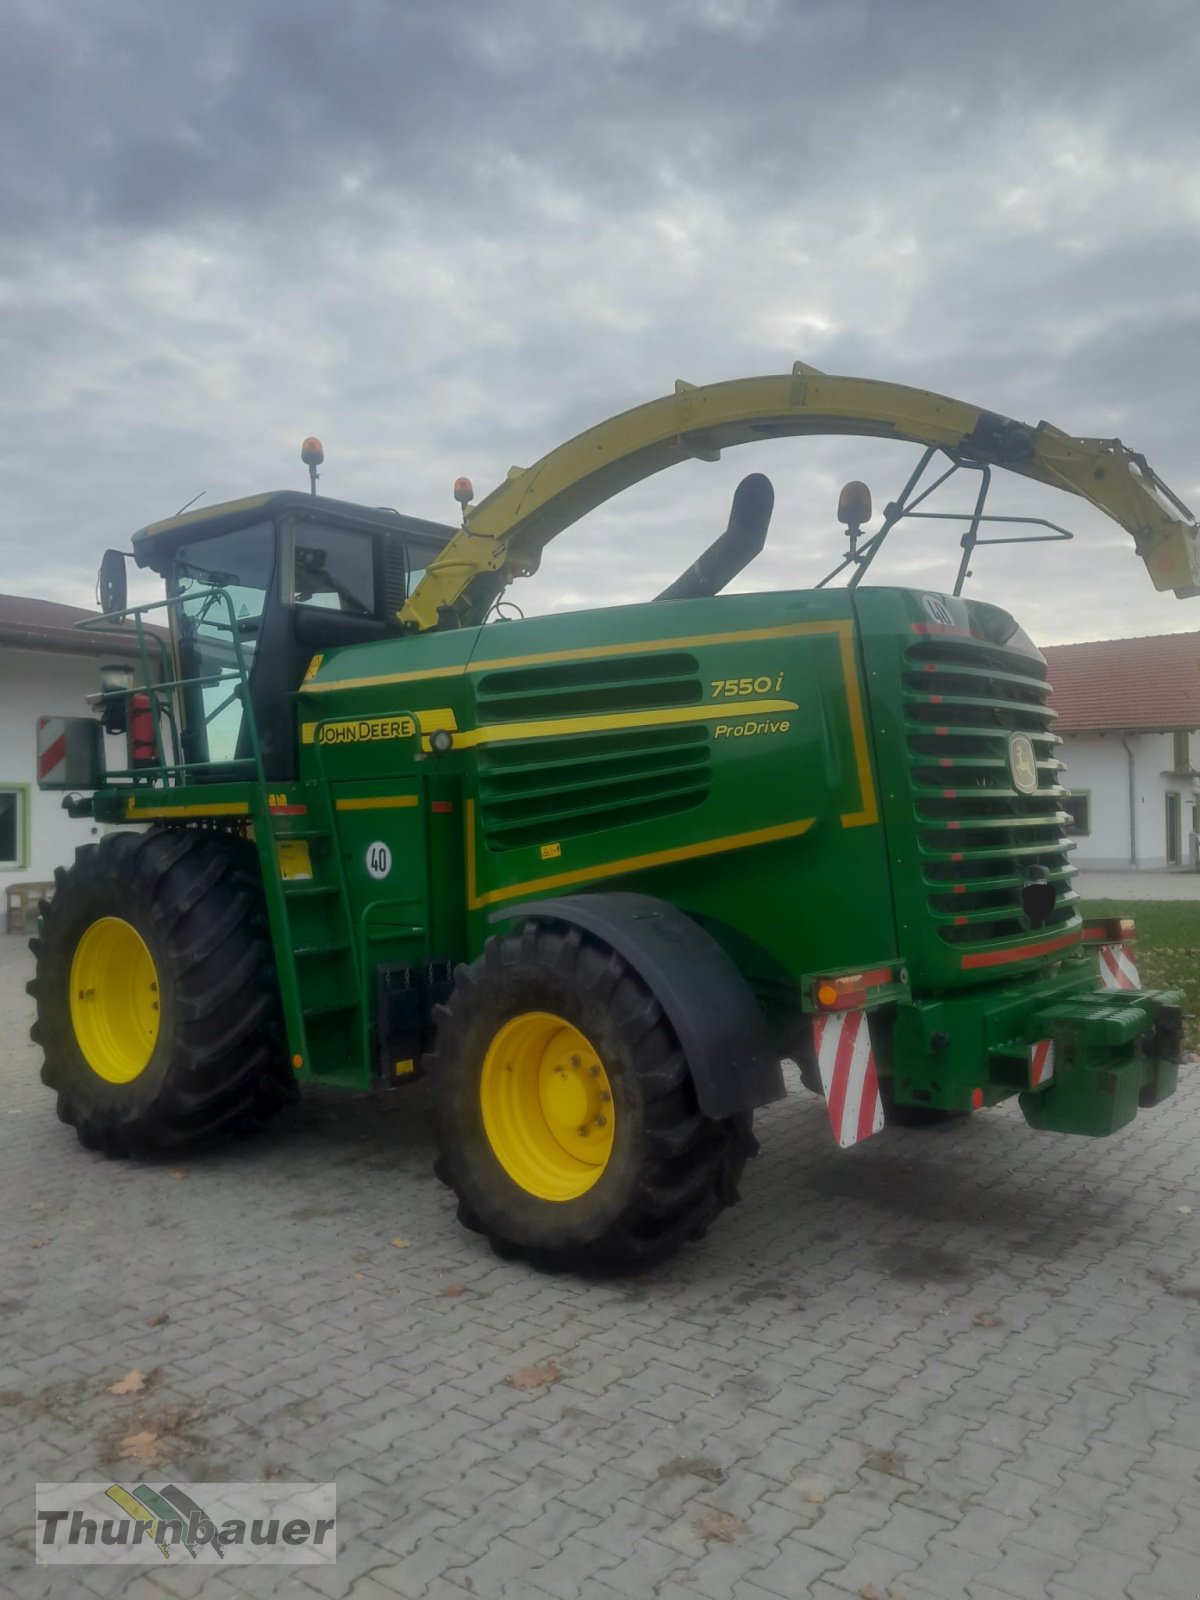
1082, 917, 1136, 944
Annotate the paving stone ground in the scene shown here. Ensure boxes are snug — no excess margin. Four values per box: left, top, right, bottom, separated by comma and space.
2, 930, 1199, 1600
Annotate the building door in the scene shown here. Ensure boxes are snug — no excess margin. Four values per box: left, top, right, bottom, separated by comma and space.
1166, 792, 1182, 866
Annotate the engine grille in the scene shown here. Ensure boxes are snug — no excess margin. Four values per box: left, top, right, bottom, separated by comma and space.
902, 636, 1077, 954
474, 653, 710, 850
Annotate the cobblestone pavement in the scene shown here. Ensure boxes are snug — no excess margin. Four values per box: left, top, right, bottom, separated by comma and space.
3, 930, 1200, 1600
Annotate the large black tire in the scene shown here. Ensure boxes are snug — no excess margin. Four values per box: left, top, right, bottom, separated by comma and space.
28, 828, 294, 1157
429, 921, 754, 1273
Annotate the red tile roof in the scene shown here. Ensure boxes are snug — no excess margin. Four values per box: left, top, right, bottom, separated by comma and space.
0, 593, 163, 660
1042, 631, 1200, 732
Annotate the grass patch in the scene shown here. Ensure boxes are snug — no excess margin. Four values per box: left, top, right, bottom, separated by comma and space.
1080, 900, 1200, 1054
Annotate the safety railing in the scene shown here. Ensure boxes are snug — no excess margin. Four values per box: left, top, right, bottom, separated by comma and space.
76, 588, 266, 787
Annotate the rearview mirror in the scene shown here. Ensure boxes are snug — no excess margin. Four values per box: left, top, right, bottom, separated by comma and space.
97, 549, 128, 617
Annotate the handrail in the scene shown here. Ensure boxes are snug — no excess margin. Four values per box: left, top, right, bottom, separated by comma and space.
77, 588, 265, 787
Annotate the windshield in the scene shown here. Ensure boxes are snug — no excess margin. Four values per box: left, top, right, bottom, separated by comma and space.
171, 520, 275, 764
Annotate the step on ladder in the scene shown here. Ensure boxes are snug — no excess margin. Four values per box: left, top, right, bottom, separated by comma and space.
253, 792, 368, 1088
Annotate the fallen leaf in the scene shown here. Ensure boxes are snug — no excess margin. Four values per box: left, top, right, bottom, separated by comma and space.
352, 1249, 374, 1264
804, 1490, 825, 1504
29, 1202, 45, 1212
974, 1312, 1002, 1328
1177, 1205, 1192, 1215
863, 1447, 907, 1478
264, 1464, 282, 1481
145, 1314, 169, 1328
108, 1370, 146, 1395
27, 1239, 49, 1249
167, 1170, 187, 1181
656, 1457, 726, 1485
505, 1360, 561, 1391
353, 1272, 365, 1281
694, 1507, 745, 1544
860, 1588, 883, 1600
438, 1284, 466, 1298
117, 1429, 160, 1462
390, 1237, 410, 1250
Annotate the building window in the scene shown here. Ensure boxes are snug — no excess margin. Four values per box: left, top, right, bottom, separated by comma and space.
0, 786, 27, 868
1167, 792, 1183, 866
1173, 730, 1193, 773
1062, 792, 1091, 837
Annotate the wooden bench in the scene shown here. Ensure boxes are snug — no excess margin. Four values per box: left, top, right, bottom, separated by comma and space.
5, 882, 54, 935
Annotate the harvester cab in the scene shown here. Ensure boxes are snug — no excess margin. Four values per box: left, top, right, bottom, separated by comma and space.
111, 483, 457, 783
28, 367, 1198, 1272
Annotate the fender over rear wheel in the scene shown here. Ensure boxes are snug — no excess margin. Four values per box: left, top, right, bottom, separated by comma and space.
429, 920, 754, 1272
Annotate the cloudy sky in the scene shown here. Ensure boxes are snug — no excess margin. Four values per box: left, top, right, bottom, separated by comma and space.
3, 0, 1198, 644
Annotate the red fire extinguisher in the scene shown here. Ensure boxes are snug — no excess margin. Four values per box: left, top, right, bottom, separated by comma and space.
128, 693, 157, 767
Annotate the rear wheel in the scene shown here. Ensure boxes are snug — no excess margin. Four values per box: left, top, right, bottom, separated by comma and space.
429, 921, 753, 1272
29, 828, 294, 1156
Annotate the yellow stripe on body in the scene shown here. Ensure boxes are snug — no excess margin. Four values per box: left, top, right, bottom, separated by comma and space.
835, 626, 879, 827
466, 797, 814, 910
334, 795, 420, 811
448, 698, 798, 751
124, 800, 250, 820
300, 619, 841, 696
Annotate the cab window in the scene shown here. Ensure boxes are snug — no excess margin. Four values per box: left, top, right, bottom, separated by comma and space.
172, 521, 275, 764
291, 523, 377, 615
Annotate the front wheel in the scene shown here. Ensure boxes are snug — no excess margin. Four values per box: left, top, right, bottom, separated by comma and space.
29, 828, 293, 1157
429, 922, 753, 1272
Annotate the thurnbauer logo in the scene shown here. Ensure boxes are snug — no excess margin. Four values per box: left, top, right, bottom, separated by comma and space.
36, 1482, 336, 1566
1008, 732, 1039, 794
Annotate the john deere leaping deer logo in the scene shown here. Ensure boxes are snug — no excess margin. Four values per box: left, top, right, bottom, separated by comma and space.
1008, 732, 1039, 794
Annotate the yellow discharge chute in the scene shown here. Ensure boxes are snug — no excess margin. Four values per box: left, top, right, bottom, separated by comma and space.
401, 365, 1199, 632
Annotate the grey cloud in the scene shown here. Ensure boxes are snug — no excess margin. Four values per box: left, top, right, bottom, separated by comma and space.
1, 0, 1198, 645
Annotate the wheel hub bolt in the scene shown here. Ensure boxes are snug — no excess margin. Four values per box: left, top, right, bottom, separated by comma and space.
589, 1065, 600, 1078
594, 1115, 607, 1128
599, 1090, 611, 1103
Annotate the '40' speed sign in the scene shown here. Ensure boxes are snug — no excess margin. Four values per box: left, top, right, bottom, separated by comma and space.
365, 841, 392, 880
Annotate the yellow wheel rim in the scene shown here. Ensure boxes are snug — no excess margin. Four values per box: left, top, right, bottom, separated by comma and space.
480, 1012, 616, 1201
69, 917, 161, 1084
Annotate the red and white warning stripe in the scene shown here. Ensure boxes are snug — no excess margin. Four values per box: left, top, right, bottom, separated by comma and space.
1098, 943, 1140, 991
813, 1010, 885, 1149
1030, 1038, 1055, 1088
36, 717, 68, 785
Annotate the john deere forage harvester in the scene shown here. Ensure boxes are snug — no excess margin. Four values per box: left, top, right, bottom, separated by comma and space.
29, 370, 1194, 1268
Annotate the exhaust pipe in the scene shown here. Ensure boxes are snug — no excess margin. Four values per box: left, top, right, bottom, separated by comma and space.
655, 473, 774, 602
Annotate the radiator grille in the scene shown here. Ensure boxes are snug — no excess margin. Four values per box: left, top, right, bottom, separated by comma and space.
474, 653, 710, 849
903, 636, 1077, 953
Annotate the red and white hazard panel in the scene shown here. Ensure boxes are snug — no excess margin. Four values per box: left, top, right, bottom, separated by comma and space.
1098, 943, 1140, 991
1029, 1038, 1055, 1088
36, 717, 68, 785
813, 1010, 885, 1149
